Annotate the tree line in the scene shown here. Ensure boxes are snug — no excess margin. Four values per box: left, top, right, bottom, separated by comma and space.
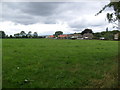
0, 31, 45, 38
93, 30, 120, 40
0, 29, 120, 40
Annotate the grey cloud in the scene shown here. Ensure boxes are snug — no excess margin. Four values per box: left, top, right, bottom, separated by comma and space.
2, 2, 63, 24
20, 2, 60, 16
2, 1, 111, 30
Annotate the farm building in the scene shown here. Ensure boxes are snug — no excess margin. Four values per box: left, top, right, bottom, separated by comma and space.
81, 29, 94, 39
46, 35, 55, 38
71, 33, 83, 39
114, 33, 119, 40
58, 34, 69, 39
82, 33, 94, 39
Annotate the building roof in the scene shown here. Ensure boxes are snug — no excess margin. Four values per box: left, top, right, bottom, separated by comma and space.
58, 35, 68, 37
48, 35, 54, 38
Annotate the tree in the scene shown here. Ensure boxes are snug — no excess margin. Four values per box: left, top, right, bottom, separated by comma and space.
111, 30, 119, 34
14, 33, 20, 38
106, 27, 109, 32
27, 31, 32, 38
96, 1, 120, 29
118, 32, 120, 40
104, 32, 114, 40
101, 31, 107, 36
6, 35, 8, 38
93, 32, 102, 39
81, 29, 93, 35
20, 31, 26, 38
54, 31, 63, 37
0, 31, 6, 38
33, 32, 38, 38
10, 35, 13, 38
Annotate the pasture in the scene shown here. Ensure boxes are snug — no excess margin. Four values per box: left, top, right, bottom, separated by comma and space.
2, 39, 118, 88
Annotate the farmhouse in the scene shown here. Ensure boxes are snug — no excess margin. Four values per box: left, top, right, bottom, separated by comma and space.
81, 29, 94, 39
57, 34, 82, 39
114, 33, 119, 40
82, 33, 94, 39
47, 35, 55, 38
71, 33, 83, 39
48, 29, 94, 40
58, 34, 69, 39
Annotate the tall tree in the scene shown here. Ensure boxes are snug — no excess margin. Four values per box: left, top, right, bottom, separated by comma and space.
20, 31, 26, 38
54, 31, 63, 37
81, 29, 93, 35
0, 31, 6, 38
9, 35, 13, 38
93, 32, 102, 39
27, 31, 32, 38
106, 27, 109, 32
33, 32, 38, 38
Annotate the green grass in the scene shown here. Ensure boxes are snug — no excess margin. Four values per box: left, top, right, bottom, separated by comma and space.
2, 39, 118, 88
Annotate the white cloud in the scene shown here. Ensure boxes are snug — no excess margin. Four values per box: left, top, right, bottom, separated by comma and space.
0, 21, 73, 35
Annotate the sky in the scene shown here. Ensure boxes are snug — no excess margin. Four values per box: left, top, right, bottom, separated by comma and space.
0, 0, 115, 36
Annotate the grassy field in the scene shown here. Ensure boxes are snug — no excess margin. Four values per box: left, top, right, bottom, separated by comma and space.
2, 39, 118, 88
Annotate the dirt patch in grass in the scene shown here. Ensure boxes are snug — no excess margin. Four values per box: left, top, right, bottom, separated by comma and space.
88, 57, 118, 88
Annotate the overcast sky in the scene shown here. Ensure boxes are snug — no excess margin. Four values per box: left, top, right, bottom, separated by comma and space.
0, 1, 115, 36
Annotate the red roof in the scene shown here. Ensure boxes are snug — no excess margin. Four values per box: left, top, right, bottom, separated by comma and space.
58, 35, 68, 37
49, 35, 54, 37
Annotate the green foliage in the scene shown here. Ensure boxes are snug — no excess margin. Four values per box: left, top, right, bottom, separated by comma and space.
14, 31, 35, 38
81, 29, 93, 35
33, 32, 38, 38
0, 31, 6, 38
103, 32, 114, 40
94, 30, 120, 40
2, 39, 118, 88
27, 31, 32, 38
20, 31, 26, 38
9, 35, 13, 38
93, 33, 102, 39
111, 30, 119, 34
54, 31, 63, 37
118, 32, 120, 40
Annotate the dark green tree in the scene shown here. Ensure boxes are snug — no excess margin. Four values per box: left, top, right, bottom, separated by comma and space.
93, 32, 102, 39
81, 29, 93, 35
111, 30, 119, 34
101, 31, 107, 36
0, 31, 6, 38
27, 31, 32, 38
106, 27, 109, 32
33, 32, 38, 38
10, 35, 13, 38
20, 31, 26, 38
54, 31, 63, 37
104, 32, 114, 40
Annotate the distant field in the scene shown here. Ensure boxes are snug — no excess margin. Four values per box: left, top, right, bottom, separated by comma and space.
2, 39, 118, 88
